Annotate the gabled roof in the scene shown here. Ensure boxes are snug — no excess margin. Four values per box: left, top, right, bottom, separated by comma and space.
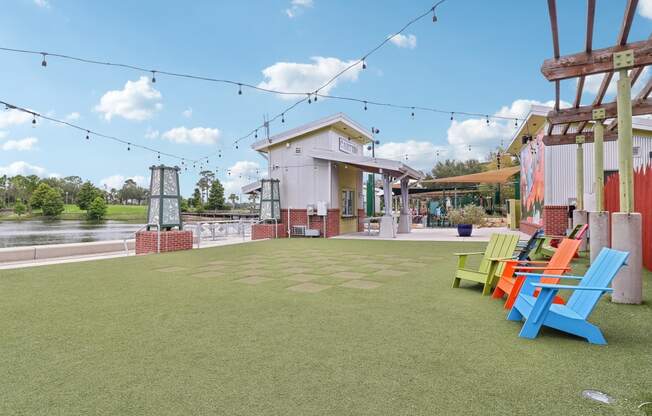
251, 113, 373, 152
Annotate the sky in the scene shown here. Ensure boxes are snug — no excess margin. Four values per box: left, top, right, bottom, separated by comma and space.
0, 0, 651, 197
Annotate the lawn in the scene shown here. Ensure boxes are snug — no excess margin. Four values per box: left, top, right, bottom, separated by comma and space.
1, 239, 650, 415
1, 204, 147, 221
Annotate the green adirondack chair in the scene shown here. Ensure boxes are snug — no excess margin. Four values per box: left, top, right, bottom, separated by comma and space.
531, 224, 588, 260
451, 233, 521, 295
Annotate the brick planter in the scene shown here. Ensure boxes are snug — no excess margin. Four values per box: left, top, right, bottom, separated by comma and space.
543, 205, 569, 236
135, 230, 193, 255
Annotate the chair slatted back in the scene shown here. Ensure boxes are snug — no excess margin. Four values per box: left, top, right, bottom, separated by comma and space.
567, 248, 629, 319
516, 228, 543, 260
478, 233, 520, 277
540, 239, 582, 283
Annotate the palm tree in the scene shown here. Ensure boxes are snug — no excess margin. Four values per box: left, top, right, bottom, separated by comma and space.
228, 193, 239, 209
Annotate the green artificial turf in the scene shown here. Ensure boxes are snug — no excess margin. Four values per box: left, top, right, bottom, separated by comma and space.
1, 239, 650, 415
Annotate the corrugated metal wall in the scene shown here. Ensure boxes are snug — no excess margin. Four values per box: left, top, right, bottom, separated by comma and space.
543, 136, 652, 206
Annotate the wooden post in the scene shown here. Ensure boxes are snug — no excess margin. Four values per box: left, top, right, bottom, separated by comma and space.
592, 109, 605, 211
615, 51, 634, 212
576, 135, 585, 211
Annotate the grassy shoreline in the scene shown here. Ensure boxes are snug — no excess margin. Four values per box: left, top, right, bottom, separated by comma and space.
0, 204, 147, 222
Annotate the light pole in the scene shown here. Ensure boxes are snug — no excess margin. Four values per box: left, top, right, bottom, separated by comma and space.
366, 127, 380, 216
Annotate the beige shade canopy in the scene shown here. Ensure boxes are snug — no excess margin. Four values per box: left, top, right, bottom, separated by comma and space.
420, 166, 520, 184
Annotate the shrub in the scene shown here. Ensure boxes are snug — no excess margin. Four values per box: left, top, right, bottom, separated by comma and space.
76, 181, 101, 211
87, 196, 107, 221
41, 189, 65, 217
30, 183, 52, 209
448, 205, 486, 226
14, 201, 26, 217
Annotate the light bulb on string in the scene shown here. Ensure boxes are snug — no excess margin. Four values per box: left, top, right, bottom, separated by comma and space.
307, 94, 312, 104
254, 129, 258, 139
157, 152, 161, 160
41, 53, 47, 67
467, 144, 472, 152
85, 130, 90, 140
151, 71, 156, 83
281, 113, 285, 123
238, 84, 242, 95
514, 118, 518, 127
450, 112, 454, 121
364, 101, 367, 111
313, 92, 318, 102
411, 108, 415, 119
362, 59, 366, 69
235, 144, 239, 149
486, 115, 490, 125
127, 143, 131, 151
432, 6, 438, 22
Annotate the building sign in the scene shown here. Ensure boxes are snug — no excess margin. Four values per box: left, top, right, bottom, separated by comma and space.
339, 137, 358, 155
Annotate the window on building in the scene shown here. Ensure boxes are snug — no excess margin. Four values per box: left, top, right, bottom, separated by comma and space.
341, 189, 354, 217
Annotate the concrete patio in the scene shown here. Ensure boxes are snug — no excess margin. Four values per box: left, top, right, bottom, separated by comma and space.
334, 226, 529, 242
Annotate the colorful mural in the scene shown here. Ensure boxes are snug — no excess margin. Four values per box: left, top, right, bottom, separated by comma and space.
520, 131, 545, 225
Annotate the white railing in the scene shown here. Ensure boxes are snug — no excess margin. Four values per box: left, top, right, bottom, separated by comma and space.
184, 219, 258, 248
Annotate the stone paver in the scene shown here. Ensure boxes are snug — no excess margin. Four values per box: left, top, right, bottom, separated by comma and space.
331, 271, 367, 279
286, 282, 332, 293
340, 280, 382, 290
235, 276, 274, 285
372, 269, 408, 278
284, 273, 319, 282
156, 266, 187, 273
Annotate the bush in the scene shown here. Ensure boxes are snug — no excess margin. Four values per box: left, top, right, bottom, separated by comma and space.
87, 196, 107, 221
448, 205, 486, 226
41, 189, 65, 217
30, 183, 52, 209
76, 181, 101, 211
14, 201, 26, 217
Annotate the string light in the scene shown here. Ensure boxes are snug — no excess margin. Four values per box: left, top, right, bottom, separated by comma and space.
307, 94, 312, 104
364, 101, 368, 111
85, 130, 89, 140
254, 129, 258, 139
127, 143, 131, 151
411, 107, 415, 118
486, 115, 490, 125
450, 112, 454, 121
41, 53, 47, 67
151, 70, 156, 83
362, 59, 367, 69
238, 83, 242, 95
157, 152, 161, 160
281, 113, 285, 123
32, 114, 36, 125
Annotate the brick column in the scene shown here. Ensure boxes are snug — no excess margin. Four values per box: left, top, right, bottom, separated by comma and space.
543, 205, 568, 236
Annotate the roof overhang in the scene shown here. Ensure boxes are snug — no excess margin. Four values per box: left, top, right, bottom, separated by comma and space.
309, 149, 424, 180
505, 105, 549, 155
252, 113, 373, 152
241, 180, 261, 194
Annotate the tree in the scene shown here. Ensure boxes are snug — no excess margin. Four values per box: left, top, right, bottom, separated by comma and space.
14, 201, 26, 217
180, 198, 189, 212
76, 181, 101, 210
228, 193, 239, 208
248, 192, 259, 212
190, 188, 202, 208
30, 182, 53, 209
87, 196, 108, 221
196, 170, 215, 203
41, 188, 64, 217
118, 179, 148, 205
206, 179, 225, 210
430, 159, 484, 179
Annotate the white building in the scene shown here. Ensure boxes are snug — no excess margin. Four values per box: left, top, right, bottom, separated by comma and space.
244, 113, 423, 238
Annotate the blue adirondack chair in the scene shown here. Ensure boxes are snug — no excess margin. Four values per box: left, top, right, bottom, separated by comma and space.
507, 248, 629, 345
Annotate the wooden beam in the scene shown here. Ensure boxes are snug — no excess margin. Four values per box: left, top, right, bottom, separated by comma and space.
543, 130, 618, 146
617, 0, 638, 46
541, 39, 652, 81
547, 98, 652, 124
548, 0, 560, 59
608, 73, 652, 130
586, 0, 596, 52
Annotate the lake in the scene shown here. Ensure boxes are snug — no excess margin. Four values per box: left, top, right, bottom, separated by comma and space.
0, 220, 145, 248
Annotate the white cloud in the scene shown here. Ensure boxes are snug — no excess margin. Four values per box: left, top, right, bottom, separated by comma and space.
258, 57, 362, 99
639, 0, 652, 19
33, 0, 50, 8
1, 137, 38, 151
448, 98, 571, 160
223, 160, 261, 196
374, 140, 445, 169
0, 131, 7, 139
161, 127, 220, 145
144, 127, 160, 139
285, 0, 313, 18
99, 174, 147, 190
584, 73, 618, 97
65, 112, 81, 121
0, 161, 46, 176
389, 33, 417, 49
94, 76, 162, 121
182, 107, 193, 118
0, 109, 32, 128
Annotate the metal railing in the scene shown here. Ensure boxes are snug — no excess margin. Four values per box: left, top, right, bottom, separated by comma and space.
184, 219, 258, 248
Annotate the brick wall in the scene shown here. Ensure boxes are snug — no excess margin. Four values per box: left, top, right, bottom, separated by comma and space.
543, 205, 569, 236
357, 208, 365, 232
251, 208, 342, 240
135, 230, 193, 255
251, 223, 287, 240
519, 221, 542, 236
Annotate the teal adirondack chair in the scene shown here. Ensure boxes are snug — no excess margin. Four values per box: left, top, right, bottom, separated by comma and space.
507, 248, 629, 345
452, 233, 520, 295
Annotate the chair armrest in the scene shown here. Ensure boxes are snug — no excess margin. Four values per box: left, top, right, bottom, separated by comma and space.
515, 272, 583, 280
512, 266, 570, 271
532, 283, 613, 292
453, 252, 485, 256
488, 256, 516, 261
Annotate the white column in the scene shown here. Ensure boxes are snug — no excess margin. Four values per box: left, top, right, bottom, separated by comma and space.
398, 178, 411, 233
379, 173, 395, 238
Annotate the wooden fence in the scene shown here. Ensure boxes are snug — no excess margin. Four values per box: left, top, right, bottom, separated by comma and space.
604, 165, 652, 270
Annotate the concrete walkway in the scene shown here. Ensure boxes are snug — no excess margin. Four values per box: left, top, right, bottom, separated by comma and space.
334, 227, 529, 242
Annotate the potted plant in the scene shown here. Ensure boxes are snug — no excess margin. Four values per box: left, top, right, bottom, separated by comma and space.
448, 205, 486, 237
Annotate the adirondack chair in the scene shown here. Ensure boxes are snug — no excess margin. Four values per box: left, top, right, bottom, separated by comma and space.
451, 233, 520, 295
514, 228, 544, 261
492, 238, 582, 309
532, 224, 588, 259
507, 248, 629, 345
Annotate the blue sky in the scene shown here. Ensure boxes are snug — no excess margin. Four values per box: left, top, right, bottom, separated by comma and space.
0, 0, 650, 197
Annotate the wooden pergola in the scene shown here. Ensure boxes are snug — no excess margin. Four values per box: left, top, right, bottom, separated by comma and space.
541, 0, 649, 304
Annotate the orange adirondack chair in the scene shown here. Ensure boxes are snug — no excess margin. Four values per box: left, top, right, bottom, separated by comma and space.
491, 238, 582, 309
